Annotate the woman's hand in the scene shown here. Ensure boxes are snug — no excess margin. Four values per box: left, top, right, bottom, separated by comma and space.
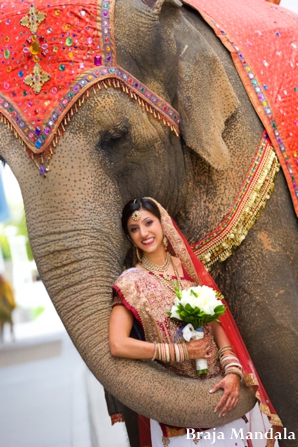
209, 373, 241, 417
186, 338, 212, 360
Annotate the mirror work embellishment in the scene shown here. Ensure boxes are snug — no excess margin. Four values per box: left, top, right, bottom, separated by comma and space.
0, 0, 180, 176
192, 133, 280, 269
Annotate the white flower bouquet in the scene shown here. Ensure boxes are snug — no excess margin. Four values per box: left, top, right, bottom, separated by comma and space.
168, 285, 226, 374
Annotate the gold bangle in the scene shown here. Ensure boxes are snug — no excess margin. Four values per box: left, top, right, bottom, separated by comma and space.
220, 355, 239, 365
169, 343, 176, 362
182, 342, 189, 361
151, 343, 158, 361
224, 368, 244, 382
162, 343, 168, 362
178, 343, 185, 362
174, 344, 180, 362
224, 362, 243, 371
165, 343, 170, 362
217, 346, 233, 358
157, 343, 162, 361
160, 343, 165, 362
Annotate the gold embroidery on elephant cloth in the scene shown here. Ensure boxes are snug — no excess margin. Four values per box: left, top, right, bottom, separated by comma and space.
193, 137, 280, 270
114, 268, 221, 379
24, 64, 51, 95
20, 5, 46, 34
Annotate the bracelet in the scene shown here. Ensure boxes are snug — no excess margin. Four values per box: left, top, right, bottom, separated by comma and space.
174, 344, 180, 362
224, 362, 243, 371
159, 343, 165, 362
178, 343, 185, 362
153, 342, 190, 363
225, 368, 244, 382
169, 343, 176, 362
220, 355, 239, 365
157, 343, 162, 361
165, 343, 170, 362
217, 346, 233, 358
151, 343, 158, 361
160, 343, 167, 362
182, 342, 190, 361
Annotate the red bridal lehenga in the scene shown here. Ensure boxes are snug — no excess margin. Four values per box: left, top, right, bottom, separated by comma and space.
112, 199, 282, 447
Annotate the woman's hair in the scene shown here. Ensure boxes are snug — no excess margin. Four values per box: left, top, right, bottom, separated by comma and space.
121, 198, 161, 235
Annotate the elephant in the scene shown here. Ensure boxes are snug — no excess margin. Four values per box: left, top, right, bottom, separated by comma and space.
0, 0, 297, 445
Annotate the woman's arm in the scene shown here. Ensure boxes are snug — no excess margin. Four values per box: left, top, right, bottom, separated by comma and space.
109, 303, 212, 361
209, 321, 241, 417
210, 321, 234, 351
109, 305, 155, 359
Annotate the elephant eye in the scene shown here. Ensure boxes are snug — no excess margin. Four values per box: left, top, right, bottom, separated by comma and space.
100, 123, 129, 144
98, 121, 131, 159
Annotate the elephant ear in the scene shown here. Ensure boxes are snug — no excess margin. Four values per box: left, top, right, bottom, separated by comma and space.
176, 37, 240, 170
152, 0, 240, 170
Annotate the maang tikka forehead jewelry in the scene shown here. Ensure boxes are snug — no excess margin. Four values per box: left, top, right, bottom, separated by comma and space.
131, 210, 141, 221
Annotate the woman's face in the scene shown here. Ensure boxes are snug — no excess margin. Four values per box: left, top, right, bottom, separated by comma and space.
127, 209, 164, 256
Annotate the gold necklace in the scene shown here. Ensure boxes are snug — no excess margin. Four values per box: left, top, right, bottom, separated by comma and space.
171, 258, 184, 291
141, 252, 171, 272
142, 256, 184, 293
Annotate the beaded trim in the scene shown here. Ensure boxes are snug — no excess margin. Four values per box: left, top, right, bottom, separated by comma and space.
192, 134, 280, 269
0, 67, 180, 151
1, 74, 179, 176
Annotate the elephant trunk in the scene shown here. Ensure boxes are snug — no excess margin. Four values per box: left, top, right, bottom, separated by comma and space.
17, 152, 255, 428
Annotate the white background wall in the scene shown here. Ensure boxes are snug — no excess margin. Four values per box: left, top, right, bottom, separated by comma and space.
281, 0, 298, 13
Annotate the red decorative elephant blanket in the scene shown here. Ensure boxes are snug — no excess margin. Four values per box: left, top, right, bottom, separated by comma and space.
183, 0, 298, 216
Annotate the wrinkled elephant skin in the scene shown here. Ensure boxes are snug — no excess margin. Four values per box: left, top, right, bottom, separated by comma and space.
0, 0, 297, 444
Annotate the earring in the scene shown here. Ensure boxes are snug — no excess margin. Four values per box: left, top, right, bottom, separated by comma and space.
163, 236, 168, 249
135, 246, 142, 263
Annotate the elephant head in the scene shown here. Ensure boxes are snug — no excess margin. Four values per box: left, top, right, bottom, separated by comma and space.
0, 0, 268, 429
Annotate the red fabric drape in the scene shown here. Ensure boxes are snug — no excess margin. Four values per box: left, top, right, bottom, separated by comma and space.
172, 218, 282, 427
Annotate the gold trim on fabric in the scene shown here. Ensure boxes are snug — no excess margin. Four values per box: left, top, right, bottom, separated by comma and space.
111, 413, 125, 425
164, 426, 187, 437
192, 138, 280, 269
244, 373, 259, 387
144, 198, 200, 284
255, 391, 283, 427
